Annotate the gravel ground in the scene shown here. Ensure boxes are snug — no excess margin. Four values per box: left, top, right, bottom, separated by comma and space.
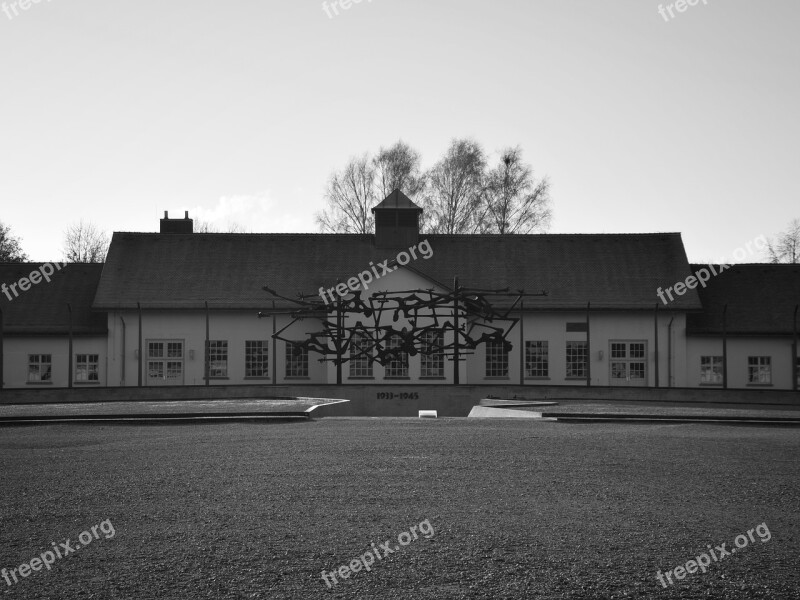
0, 419, 798, 599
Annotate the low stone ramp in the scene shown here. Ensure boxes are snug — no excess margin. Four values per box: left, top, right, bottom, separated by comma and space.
0, 397, 350, 425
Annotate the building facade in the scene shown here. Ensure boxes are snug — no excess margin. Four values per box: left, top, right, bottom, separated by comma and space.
1, 195, 798, 391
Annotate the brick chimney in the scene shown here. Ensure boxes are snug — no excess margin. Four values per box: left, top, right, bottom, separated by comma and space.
160, 211, 193, 234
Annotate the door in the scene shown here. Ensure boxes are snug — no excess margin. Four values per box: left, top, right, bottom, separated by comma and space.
146, 340, 184, 386
609, 341, 647, 386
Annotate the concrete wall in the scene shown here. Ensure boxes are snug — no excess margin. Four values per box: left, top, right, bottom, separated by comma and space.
1, 383, 797, 416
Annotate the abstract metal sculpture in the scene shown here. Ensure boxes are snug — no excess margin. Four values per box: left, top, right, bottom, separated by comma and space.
258, 280, 547, 383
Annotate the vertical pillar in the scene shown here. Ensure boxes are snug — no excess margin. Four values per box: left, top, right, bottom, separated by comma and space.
453, 277, 460, 385
137, 302, 143, 387
793, 305, 798, 391
67, 303, 73, 389
654, 303, 660, 388
205, 301, 210, 386
722, 304, 728, 389
272, 300, 277, 386
586, 302, 591, 387
336, 293, 343, 385
0, 306, 4, 389
519, 300, 525, 386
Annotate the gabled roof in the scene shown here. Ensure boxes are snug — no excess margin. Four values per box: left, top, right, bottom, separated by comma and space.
93, 232, 701, 311
687, 263, 800, 335
0, 263, 107, 335
371, 189, 423, 212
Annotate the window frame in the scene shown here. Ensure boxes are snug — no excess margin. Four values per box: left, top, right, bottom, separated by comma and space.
420, 329, 445, 378
27, 354, 53, 384
384, 334, 409, 379
75, 353, 100, 383
525, 340, 549, 378
285, 341, 309, 378
207, 340, 229, 378
485, 340, 509, 378
245, 340, 270, 379
349, 332, 373, 378
566, 341, 588, 379
747, 355, 772, 385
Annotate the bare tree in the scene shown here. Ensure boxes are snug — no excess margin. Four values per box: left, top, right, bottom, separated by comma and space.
63, 221, 109, 263
316, 154, 377, 234
0, 221, 28, 262
767, 218, 800, 263
374, 140, 426, 199
483, 147, 552, 234
194, 220, 249, 233
423, 138, 487, 234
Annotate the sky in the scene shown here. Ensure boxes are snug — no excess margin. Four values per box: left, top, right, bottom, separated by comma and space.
1, 0, 798, 264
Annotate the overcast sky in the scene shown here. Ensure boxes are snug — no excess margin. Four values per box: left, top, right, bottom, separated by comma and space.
1, 0, 797, 263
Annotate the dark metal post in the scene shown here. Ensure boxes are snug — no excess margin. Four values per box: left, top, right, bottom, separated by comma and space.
0, 306, 4, 389
272, 300, 277, 386
654, 303, 659, 388
453, 277, 460, 385
519, 299, 525, 386
586, 302, 591, 387
722, 304, 728, 389
137, 302, 143, 387
793, 305, 798, 391
67, 303, 73, 389
336, 292, 343, 385
205, 301, 210, 386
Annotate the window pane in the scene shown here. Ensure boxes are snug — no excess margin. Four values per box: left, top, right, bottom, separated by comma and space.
349, 333, 373, 377
245, 340, 269, 377
485, 340, 509, 377
285, 342, 309, 377
525, 341, 548, 377
385, 335, 408, 378
566, 342, 587, 378
208, 341, 228, 377
421, 330, 444, 377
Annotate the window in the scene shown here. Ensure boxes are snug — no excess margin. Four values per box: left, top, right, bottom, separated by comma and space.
566, 342, 588, 378
421, 330, 445, 378
384, 335, 408, 378
147, 340, 184, 385
208, 340, 228, 377
609, 341, 646, 384
76, 354, 99, 382
28, 354, 52, 383
525, 341, 549, 377
349, 333, 373, 378
285, 342, 308, 377
747, 356, 771, 384
245, 340, 269, 378
700, 356, 723, 384
485, 340, 509, 377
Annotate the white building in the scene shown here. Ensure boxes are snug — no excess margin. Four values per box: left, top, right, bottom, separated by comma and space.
1, 192, 798, 391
